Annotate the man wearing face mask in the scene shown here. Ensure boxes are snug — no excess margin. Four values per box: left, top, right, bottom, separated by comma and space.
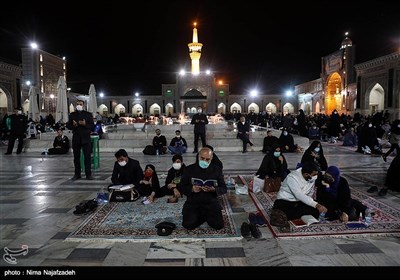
160, 154, 186, 199
272, 162, 327, 221
178, 147, 227, 230
5, 107, 27, 155
109, 149, 143, 189
66, 100, 95, 180
190, 106, 208, 153
168, 130, 188, 155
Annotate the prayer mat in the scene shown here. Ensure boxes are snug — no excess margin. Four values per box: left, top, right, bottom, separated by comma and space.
239, 175, 400, 239
67, 194, 241, 242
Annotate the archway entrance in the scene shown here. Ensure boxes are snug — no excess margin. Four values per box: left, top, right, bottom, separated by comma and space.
325, 72, 343, 114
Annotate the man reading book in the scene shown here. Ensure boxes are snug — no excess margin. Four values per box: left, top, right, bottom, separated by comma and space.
109, 149, 143, 191
178, 147, 227, 230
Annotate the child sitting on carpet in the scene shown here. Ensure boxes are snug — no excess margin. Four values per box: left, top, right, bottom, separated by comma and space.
137, 164, 161, 204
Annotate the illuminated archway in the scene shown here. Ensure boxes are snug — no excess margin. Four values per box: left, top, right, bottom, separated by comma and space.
114, 104, 126, 116
23, 99, 29, 115
149, 103, 161, 116
131, 104, 143, 116
165, 103, 173, 116
305, 102, 311, 115
368, 83, 384, 115
282, 103, 294, 115
98, 104, 108, 116
315, 101, 321, 113
230, 102, 242, 113
217, 103, 226, 114
266, 102, 277, 114
248, 102, 259, 113
325, 72, 343, 114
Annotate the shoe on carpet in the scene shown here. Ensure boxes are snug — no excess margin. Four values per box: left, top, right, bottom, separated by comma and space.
240, 222, 251, 238
73, 199, 98, 215
378, 188, 388, 196
4, 152, 11, 155
249, 223, 262, 239
249, 212, 266, 226
367, 186, 378, 193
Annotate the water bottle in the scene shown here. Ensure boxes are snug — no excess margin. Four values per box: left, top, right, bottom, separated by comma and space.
358, 212, 363, 222
156, 149, 159, 156
364, 208, 372, 226
319, 212, 326, 222
226, 174, 231, 188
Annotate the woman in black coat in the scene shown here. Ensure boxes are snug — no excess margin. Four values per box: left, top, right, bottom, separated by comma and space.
316, 166, 367, 222
301, 140, 328, 171
256, 145, 289, 181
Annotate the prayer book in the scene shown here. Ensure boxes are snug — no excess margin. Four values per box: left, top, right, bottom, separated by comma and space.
109, 184, 134, 191
191, 178, 218, 187
289, 215, 319, 228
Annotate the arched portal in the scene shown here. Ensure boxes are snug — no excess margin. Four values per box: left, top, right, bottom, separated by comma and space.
266, 102, 277, 114
248, 103, 259, 114
368, 83, 384, 115
325, 72, 343, 114
230, 102, 242, 114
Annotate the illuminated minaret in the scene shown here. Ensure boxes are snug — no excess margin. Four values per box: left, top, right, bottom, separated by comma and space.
188, 22, 203, 75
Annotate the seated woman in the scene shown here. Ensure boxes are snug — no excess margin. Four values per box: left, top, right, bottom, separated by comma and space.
41, 129, 70, 155
160, 154, 186, 199
262, 130, 279, 154
256, 144, 289, 181
278, 129, 297, 153
136, 164, 161, 203
301, 140, 328, 172
315, 165, 367, 222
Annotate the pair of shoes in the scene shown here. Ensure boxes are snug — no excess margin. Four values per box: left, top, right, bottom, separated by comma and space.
367, 186, 378, 193
71, 175, 82, 180
16, 151, 22, 154
73, 199, 98, 215
240, 222, 251, 238
378, 188, 388, 196
382, 155, 387, 162
242, 150, 247, 153
249, 212, 266, 226
4, 152, 11, 155
86, 175, 94, 180
249, 223, 262, 239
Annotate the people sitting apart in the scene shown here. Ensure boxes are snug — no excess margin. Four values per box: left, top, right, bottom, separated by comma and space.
308, 123, 320, 140
236, 115, 253, 153
278, 128, 297, 153
178, 147, 227, 230
262, 129, 279, 154
152, 129, 167, 155
301, 140, 328, 172
109, 149, 143, 190
256, 144, 289, 181
168, 130, 188, 155
195, 144, 223, 169
342, 127, 358, 147
27, 119, 38, 139
41, 128, 70, 155
370, 152, 400, 196
137, 164, 161, 203
272, 162, 327, 221
315, 166, 367, 222
160, 154, 186, 199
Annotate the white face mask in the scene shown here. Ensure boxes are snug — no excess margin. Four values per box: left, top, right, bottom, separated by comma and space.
197, 109, 202, 113
397, 124, 400, 128
17, 110, 22, 114
172, 163, 181, 170
241, 121, 245, 125
368, 124, 372, 128
118, 161, 127, 167
76, 105, 83, 111
308, 175, 318, 183
283, 132, 288, 136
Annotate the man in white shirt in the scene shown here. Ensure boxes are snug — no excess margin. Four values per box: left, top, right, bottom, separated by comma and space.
272, 162, 327, 220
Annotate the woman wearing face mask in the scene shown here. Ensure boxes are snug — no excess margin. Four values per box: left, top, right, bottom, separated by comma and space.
356, 121, 381, 154
272, 162, 327, 221
315, 166, 367, 222
256, 144, 289, 181
109, 149, 143, 191
301, 140, 328, 172
160, 154, 186, 199
137, 164, 161, 203
278, 129, 297, 153
178, 147, 227, 230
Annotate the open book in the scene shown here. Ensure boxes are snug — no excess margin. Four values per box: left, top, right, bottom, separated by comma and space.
109, 184, 134, 191
289, 215, 319, 228
191, 178, 218, 187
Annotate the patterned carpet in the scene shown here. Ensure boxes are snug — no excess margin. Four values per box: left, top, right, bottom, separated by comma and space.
344, 172, 387, 188
67, 195, 241, 242
239, 175, 400, 239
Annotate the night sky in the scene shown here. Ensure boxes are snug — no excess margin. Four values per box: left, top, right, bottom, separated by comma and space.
1, 0, 399, 96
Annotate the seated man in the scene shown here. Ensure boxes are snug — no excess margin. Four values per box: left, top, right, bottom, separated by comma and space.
272, 162, 327, 221
262, 130, 279, 154
168, 130, 188, 155
152, 128, 167, 155
109, 149, 143, 190
41, 128, 70, 155
160, 154, 186, 199
178, 147, 227, 230
195, 144, 223, 169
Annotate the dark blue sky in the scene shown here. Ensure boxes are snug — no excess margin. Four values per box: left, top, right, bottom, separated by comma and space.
1, 0, 399, 96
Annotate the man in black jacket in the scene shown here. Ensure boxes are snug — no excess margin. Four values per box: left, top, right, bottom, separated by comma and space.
190, 106, 208, 153
237, 115, 253, 153
110, 149, 143, 188
5, 107, 27, 155
152, 128, 167, 155
178, 147, 227, 230
42, 128, 70, 155
66, 100, 94, 180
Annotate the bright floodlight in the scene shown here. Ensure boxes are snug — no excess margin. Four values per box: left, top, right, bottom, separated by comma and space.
135, 92, 139, 97
25, 81, 31, 86
206, 70, 211, 75
179, 69, 186, 76
50, 94, 55, 99
286, 90, 293, 97
30, 42, 38, 49
250, 90, 258, 97
99, 92, 104, 98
